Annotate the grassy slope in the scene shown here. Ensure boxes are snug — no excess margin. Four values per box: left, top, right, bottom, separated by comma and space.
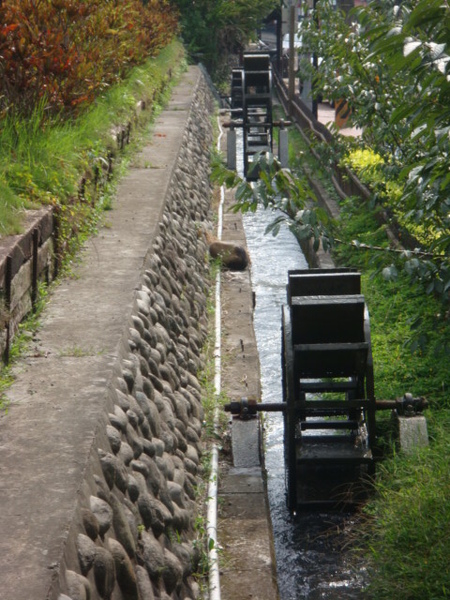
0, 40, 187, 411
0, 41, 186, 238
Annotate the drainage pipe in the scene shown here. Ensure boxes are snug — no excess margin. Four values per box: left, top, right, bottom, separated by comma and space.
206, 117, 225, 600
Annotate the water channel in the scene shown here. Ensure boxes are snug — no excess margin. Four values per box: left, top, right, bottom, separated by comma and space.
242, 207, 368, 599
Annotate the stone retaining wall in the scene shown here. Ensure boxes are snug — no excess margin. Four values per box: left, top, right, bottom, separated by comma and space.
0, 208, 55, 361
55, 74, 216, 600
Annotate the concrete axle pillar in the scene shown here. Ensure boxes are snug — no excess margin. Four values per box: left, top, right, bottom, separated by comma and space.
227, 127, 237, 171
392, 412, 429, 454
278, 129, 289, 168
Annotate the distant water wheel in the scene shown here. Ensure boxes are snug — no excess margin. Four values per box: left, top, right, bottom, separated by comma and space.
242, 53, 273, 180
230, 68, 244, 118
230, 53, 273, 181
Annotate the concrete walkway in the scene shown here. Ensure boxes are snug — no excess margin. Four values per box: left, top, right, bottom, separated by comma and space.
0, 66, 203, 600
0, 67, 278, 600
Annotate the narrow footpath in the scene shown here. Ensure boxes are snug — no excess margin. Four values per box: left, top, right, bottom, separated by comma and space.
0, 66, 278, 600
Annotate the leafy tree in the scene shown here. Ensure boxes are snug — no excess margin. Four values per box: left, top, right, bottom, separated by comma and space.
298, 0, 450, 303
172, 0, 277, 80
365, 0, 450, 300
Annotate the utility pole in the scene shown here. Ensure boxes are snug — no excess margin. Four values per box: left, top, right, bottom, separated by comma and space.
311, 0, 318, 119
288, 4, 296, 116
276, 5, 282, 74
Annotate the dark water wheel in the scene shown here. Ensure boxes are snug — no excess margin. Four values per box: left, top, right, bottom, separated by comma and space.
281, 268, 376, 511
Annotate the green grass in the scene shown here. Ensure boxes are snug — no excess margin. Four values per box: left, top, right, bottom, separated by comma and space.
361, 411, 450, 599
0, 40, 187, 410
0, 41, 186, 238
363, 272, 449, 407
0, 177, 29, 235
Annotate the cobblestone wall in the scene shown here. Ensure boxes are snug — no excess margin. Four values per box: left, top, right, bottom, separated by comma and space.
57, 74, 215, 600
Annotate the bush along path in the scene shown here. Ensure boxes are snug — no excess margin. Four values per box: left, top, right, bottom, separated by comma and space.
0, 66, 220, 600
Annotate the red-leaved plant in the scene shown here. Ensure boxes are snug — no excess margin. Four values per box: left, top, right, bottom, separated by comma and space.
0, 0, 179, 117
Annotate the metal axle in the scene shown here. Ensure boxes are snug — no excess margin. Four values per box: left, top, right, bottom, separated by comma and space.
223, 119, 292, 130
224, 393, 428, 419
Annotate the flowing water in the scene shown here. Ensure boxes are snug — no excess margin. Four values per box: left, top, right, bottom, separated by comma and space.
242, 207, 368, 599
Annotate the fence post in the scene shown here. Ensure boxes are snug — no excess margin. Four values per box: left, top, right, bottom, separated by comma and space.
53, 207, 60, 280
32, 228, 39, 312
4, 255, 12, 365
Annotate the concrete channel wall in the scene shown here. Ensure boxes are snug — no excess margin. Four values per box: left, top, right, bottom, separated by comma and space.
0, 67, 218, 600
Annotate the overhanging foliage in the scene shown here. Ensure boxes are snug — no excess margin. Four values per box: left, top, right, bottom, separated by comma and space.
299, 0, 449, 303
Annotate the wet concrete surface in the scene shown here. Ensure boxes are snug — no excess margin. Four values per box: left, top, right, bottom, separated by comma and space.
218, 466, 278, 600
216, 160, 279, 600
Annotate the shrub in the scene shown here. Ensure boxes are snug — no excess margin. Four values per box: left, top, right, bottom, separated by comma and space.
0, 0, 179, 117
